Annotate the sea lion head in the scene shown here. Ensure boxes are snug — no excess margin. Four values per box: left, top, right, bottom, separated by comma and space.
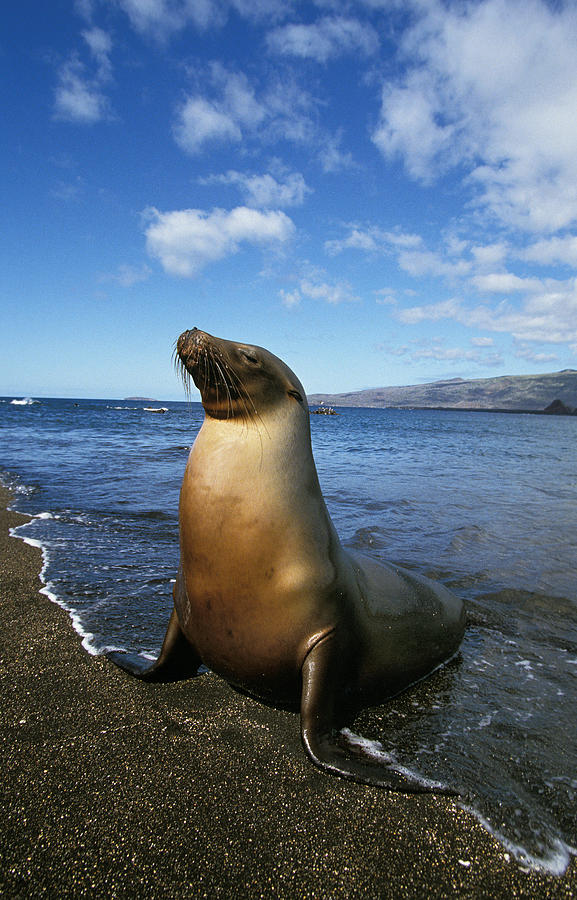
176, 328, 308, 421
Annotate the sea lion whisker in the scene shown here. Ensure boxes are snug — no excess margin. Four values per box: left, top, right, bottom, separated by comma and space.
201, 349, 211, 396
213, 356, 234, 420
207, 354, 222, 412
209, 351, 234, 418
220, 360, 254, 426
221, 359, 266, 435
173, 351, 192, 400
212, 354, 234, 421
211, 350, 248, 423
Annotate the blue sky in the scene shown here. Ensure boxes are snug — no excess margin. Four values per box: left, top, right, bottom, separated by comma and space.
3, 0, 577, 400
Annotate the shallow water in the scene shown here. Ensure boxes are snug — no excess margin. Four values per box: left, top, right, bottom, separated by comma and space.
1, 396, 576, 872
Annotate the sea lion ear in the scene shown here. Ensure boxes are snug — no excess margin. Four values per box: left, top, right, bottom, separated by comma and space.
287, 389, 304, 403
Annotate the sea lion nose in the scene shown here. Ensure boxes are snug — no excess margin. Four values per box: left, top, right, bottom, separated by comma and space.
178, 328, 198, 346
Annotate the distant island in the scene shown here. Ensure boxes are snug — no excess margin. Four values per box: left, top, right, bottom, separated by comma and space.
308, 370, 577, 414
124, 397, 158, 402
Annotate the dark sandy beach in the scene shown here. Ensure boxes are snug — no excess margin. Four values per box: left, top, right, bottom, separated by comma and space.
1, 485, 575, 899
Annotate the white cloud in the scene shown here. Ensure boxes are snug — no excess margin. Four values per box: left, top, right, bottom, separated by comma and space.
259, 75, 317, 145
202, 170, 310, 207
375, 288, 397, 306
471, 337, 494, 347
396, 280, 577, 346
115, 0, 223, 38
115, 0, 289, 38
397, 247, 471, 279
325, 225, 422, 256
372, 0, 577, 232
54, 58, 110, 123
396, 297, 463, 325
50, 176, 85, 201
173, 97, 241, 153
520, 235, 577, 267
470, 242, 509, 268
374, 70, 458, 183
279, 288, 302, 308
82, 26, 112, 78
515, 346, 559, 364
279, 268, 359, 307
54, 27, 113, 124
214, 66, 266, 128
299, 277, 359, 305
471, 273, 543, 294
173, 66, 316, 155
317, 131, 354, 173
267, 16, 379, 62
383, 339, 503, 367
144, 206, 295, 276
102, 263, 152, 287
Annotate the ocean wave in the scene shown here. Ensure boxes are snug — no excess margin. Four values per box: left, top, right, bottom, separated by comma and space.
4, 489, 103, 657
459, 804, 576, 876
9, 398, 39, 406
8, 522, 100, 655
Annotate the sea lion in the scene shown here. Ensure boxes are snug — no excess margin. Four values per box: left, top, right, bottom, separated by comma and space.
108, 328, 465, 792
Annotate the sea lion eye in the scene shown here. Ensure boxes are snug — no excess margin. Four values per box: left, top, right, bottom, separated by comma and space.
240, 349, 259, 365
287, 389, 303, 403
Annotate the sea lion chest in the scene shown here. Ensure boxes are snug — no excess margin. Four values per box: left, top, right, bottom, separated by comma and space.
175, 422, 339, 696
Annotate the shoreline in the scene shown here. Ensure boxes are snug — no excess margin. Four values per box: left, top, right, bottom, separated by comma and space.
1, 483, 575, 898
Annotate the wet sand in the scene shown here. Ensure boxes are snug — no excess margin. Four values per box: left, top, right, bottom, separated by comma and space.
1, 484, 574, 898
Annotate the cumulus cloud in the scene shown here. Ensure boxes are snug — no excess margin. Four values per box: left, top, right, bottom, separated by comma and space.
328, 213, 577, 356
173, 65, 317, 155
325, 225, 423, 256
113, 0, 228, 38
395, 280, 577, 346
372, 0, 577, 232
383, 338, 503, 368
280, 288, 301, 308
115, 0, 288, 39
173, 97, 242, 153
471, 273, 543, 294
278, 271, 359, 308
54, 27, 113, 123
54, 58, 110, 122
317, 131, 354, 173
202, 170, 311, 207
82, 26, 112, 77
101, 263, 152, 287
396, 297, 463, 326
520, 235, 577, 267
267, 16, 379, 62
144, 206, 295, 276
470, 242, 509, 269
515, 345, 559, 364
300, 277, 358, 305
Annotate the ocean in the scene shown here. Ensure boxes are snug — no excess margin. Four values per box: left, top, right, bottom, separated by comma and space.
1, 395, 576, 874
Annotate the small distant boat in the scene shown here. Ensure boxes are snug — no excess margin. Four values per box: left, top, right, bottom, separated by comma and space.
10, 397, 39, 406
312, 405, 338, 416
143, 406, 169, 414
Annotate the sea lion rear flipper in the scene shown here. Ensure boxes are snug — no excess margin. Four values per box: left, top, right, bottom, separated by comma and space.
107, 607, 202, 683
300, 634, 457, 795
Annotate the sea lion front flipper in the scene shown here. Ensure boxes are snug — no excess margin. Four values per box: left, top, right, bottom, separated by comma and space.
107, 606, 203, 683
300, 634, 457, 795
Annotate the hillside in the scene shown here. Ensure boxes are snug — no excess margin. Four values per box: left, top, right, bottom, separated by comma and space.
308, 370, 577, 412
